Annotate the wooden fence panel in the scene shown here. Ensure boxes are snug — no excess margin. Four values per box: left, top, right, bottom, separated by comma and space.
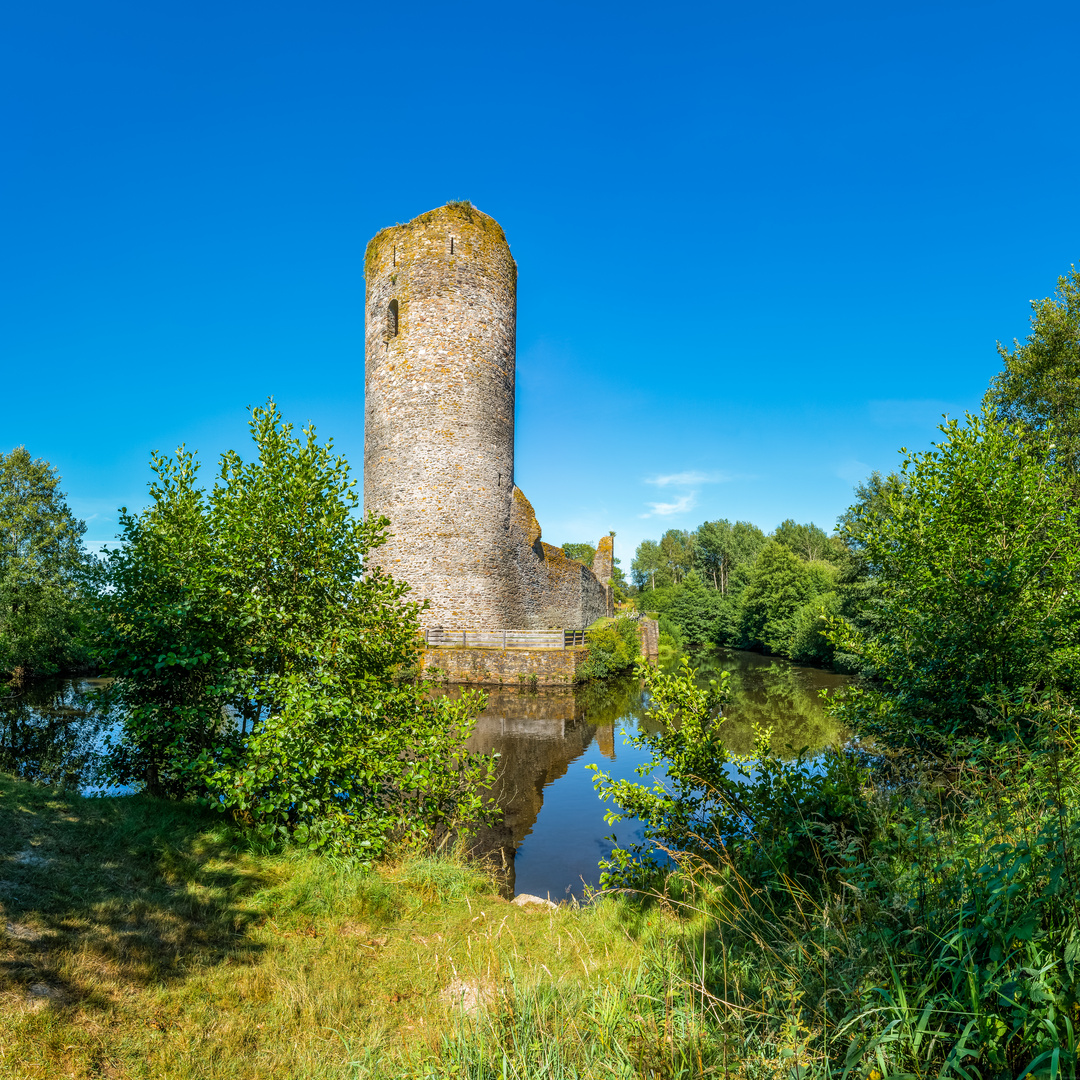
423, 628, 587, 649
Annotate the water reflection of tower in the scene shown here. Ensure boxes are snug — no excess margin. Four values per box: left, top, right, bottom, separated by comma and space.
465, 688, 604, 895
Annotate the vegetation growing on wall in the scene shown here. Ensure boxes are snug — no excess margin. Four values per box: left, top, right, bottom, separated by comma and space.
579, 616, 640, 680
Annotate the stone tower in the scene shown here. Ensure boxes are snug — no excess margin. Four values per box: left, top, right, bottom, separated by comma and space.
364, 202, 613, 631
364, 203, 518, 628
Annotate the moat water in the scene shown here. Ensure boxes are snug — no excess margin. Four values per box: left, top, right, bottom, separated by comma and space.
0, 651, 849, 900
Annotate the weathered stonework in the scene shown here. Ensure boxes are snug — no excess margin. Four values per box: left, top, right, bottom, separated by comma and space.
364, 203, 613, 630
420, 645, 590, 687
638, 618, 660, 663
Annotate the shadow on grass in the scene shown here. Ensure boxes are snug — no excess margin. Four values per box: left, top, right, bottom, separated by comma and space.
0, 772, 273, 1011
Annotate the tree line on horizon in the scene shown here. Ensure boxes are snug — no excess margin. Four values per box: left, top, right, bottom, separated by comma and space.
626, 515, 858, 668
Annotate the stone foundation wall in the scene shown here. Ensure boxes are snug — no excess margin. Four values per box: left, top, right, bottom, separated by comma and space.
638, 618, 660, 663
420, 645, 590, 687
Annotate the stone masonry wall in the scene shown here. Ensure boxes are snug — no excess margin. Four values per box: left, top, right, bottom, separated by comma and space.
364, 203, 613, 631
592, 534, 614, 586
509, 487, 612, 630
420, 645, 590, 687
638, 618, 660, 663
364, 204, 518, 629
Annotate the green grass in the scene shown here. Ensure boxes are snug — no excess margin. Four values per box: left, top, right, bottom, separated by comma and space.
0, 774, 687, 1079
6, 724, 1078, 1079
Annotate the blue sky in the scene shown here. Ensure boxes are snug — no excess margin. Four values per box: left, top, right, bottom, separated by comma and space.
4, 0, 1079, 567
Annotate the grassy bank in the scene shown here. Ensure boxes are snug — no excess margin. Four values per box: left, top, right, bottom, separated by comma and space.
0, 774, 718, 1079
4, 725, 1079, 1080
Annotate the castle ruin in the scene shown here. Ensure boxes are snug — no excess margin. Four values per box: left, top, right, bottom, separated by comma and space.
364, 203, 614, 631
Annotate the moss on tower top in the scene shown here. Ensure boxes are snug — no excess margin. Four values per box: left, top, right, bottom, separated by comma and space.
364, 203, 513, 281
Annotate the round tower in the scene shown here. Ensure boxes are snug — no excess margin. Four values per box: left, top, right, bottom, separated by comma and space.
364, 203, 519, 629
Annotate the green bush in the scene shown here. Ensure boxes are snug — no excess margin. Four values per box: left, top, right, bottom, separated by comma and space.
788, 590, 841, 666
580, 617, 640, 680
829, 414, 1080, 751
590, 658, 870, 893
95, 402, 495, 858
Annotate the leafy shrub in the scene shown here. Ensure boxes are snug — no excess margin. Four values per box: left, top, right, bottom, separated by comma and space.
95, 402, 495, 858
829, 414, 1080, 751
590, 658, 870, 893
788, 590, 841, 666
580, 617, 640, 680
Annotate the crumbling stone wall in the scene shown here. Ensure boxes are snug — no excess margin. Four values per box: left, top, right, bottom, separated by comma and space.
508, 487, 611, 629
364, 203, 613, 630
638, 618, 660, 663
592, 535, 614, 586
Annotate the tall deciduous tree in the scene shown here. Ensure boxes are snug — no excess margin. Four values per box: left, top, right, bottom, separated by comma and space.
772, 519, 843, 563
696, 519, 767, 593
97, 402, 493, 856
659, 529, 695, 584
0, 448, 90, 678
985, 266, 1080, 471
829, 415, 1080, 750
631, 539, 667, 590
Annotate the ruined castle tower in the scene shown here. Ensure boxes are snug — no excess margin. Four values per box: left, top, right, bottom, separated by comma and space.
364, 203, 612, 630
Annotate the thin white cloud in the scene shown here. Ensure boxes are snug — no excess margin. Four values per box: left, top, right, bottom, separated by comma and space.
640, 492, 697, 519
645, 470, 728, 487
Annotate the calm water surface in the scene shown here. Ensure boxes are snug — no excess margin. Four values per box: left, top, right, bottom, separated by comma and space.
466, 649, 849, 899
0, 651, 849, 899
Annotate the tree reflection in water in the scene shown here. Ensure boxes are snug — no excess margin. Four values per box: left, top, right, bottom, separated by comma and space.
0, 652, 848, 898
0, 678, 117, 792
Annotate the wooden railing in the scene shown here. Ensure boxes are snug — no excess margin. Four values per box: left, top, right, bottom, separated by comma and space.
423, 628, 588, 649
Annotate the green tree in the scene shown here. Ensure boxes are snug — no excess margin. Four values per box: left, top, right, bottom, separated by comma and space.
832, 471, 906, 675
660, 529, 695, 583
737, 541, 817, 654
789, 590, 841, 666
560, 542, 595, 568
772, 518, 843, 562
985, 265, 1080, 471
695, 519, 767, 593
631, 539, 668, 590
829, 414, 1080, 750
96, 402, 493, 855
609, 556, 630, 601
0, 448, 91, 678
666, 572, 722, 649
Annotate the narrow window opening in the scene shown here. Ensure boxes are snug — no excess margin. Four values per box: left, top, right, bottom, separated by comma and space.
497, 472, 501, 488
450, 235, 455, 255
386, 299, 399, 339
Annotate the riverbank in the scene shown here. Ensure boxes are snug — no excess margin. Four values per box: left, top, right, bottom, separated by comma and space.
0, 774, 711, 1079
3, 711, 1078, 1079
